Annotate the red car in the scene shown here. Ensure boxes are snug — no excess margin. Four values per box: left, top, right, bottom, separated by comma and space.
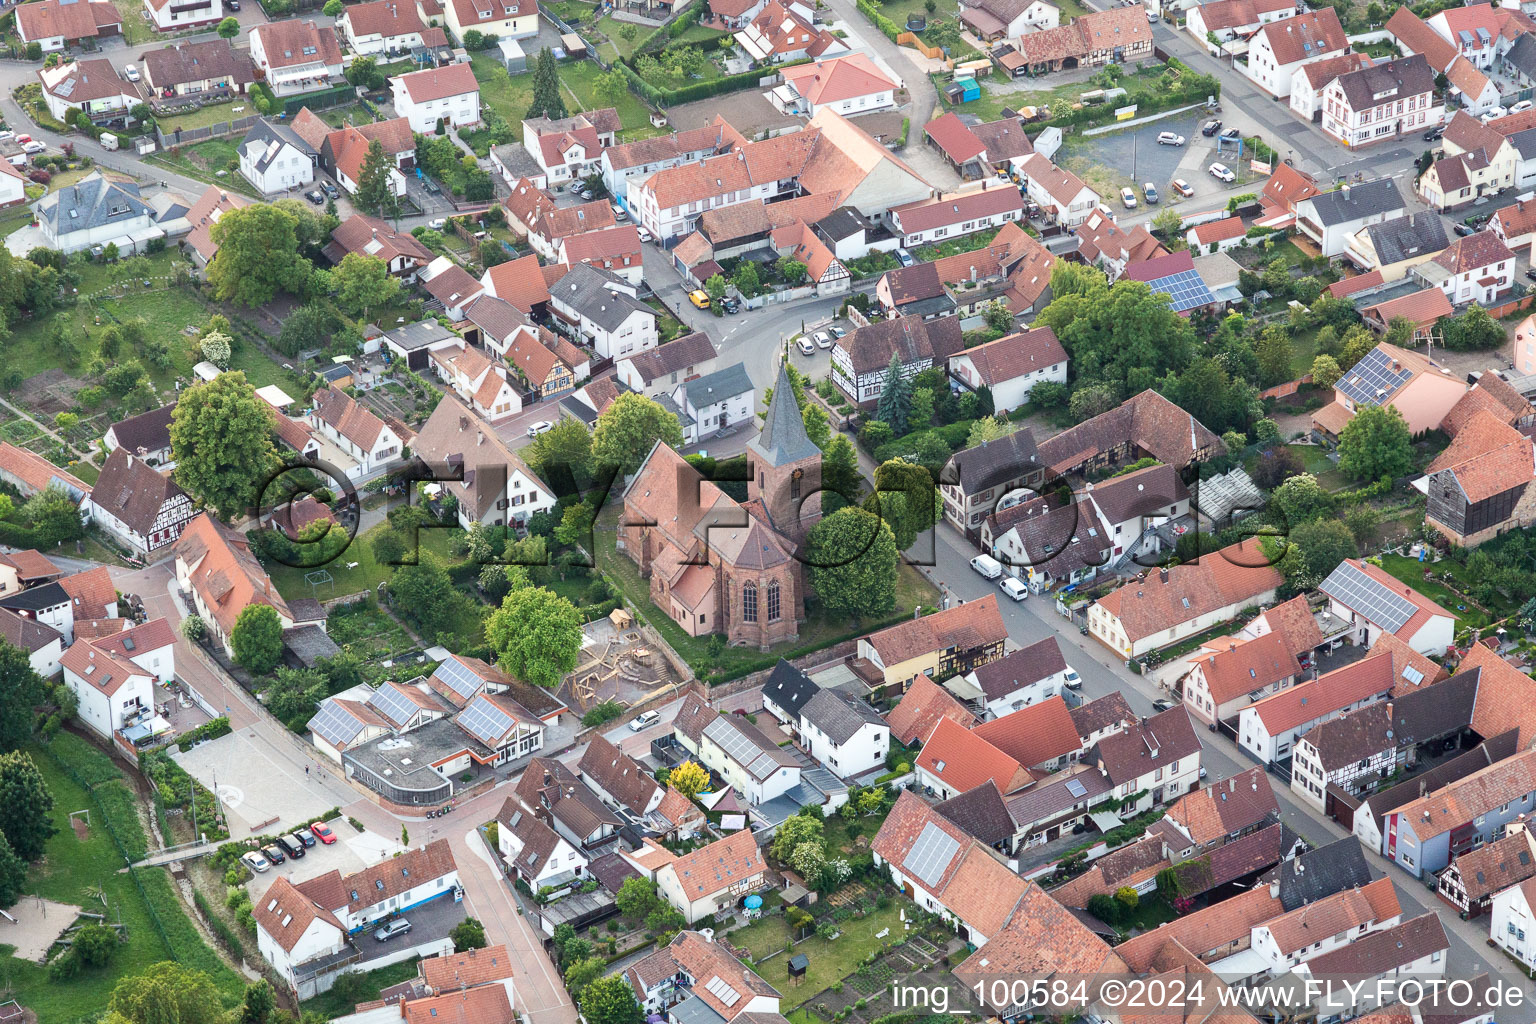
310, 822, 336, 845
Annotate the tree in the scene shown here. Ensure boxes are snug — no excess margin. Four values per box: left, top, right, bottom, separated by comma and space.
595, 67, 629, 108
565, 957, 607, 999
1087, 893, 1122, 925
875, 352, 911, 434
776, 256, 808, 285
1255, 326, 1294, 386
450, 918, 487, 950
527, 48, 568, 120
1114, 886, 1139, 911
704, 273, 727, 305
276, 303, 333, 357
22, 485, 83, 547
731, 261, 760, 298
179, 614, 206, 644
1069, 383, 1120, 422
1384, 315, 1417, 348
0, 644, 43, 753
617, 877, 662, 919
485, 586, 583, 688
1444, 304, 1504, 351
171, 372, 277, 520
668, 760, 709, 800
217, 15, 240, 36
389, 557, 458, 635
1038, 276, 1195, 397
554, 503, 594, 550
1270, 473, 1335, 528
109, 962, 224, 1024
966, 417, 1008, 449
72, 923, 119, 968
1151, 206, 1186, 247
207, 204, 312, 307
239, 981, 276, 1024
1338, 403, 1414, 483
821, 435, 862, 513
323, 0, 343, 11
1338, 325, 1378, 371
869, 459, 938, 551
0, 831, 26, 910
231, 604, 283, 674
1277, 519, 1358, 593
355, 140, 400, 219
198, 330, 232, 368
525, 417, 594, 491
1251, 445, 1303, 491
806, 506, 898, 621
333, 252, 401, 319
581, 976, 644, 1024
592, 393, 684, 475
0, 752, 54, 862
771, 812, 823, 861
982, 301, 1015, 335
1310, 354, 1342, 390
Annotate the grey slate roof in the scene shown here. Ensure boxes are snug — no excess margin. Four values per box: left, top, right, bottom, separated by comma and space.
761, 659, 818, 719
1511, 126, 1536, 162
1270, 836, 1371, 911
748, 360, 820, 467
814, 206, 875, 245
1508, 32, 1536, 79
680, 362, 752, 410
1301, 177, 1405, 226
801, 689, 885, 745
969, 636, 1066, 700
1362, 211, 1448, 265
551, 263, 651, 332
107, 403, 175, 455
934, 781, 1016, 846
945, 428, 1042, 494
35, 171, 151, 235
239, 118, 316, 174
384, 318, 459, 351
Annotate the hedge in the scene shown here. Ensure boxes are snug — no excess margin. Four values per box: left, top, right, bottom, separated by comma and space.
0, 520, 42, 548
619, 56, 809, 106
871, 420, 976, 463
281, 82, 357, 117
856, 0, 902, 43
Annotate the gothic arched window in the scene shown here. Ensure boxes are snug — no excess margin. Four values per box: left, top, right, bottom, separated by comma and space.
742, 581, 758, 623
766, 580, 781, 623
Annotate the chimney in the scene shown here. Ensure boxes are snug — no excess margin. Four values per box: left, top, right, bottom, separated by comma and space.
1158, 567, 1169, 583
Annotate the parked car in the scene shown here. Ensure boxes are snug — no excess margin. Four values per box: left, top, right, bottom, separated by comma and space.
688, 289, 710, 309
1156, 131, 1185, 146
1455, 222, 1478, 236
999, 576, 1029, 602
1208, 162, 1235, 182
1219, 127, 1241, 142
721, 297, 740, 314
375, 919, 412, 942
295, 828, 317, 847
123, 64, 140, 82
1524, 267, 1536, 283
611, 202, 627, 220
1143, 182, 1159, 204
526, 420, 553, 437
1120, 186, 1138, 209
276, 835, 304, 859
629, 710, 661, 731
1513, 100, 1534, 115
1147, 10, 1158, 20
1482, 106, 1508, 123
1152, 698, 1177, 713
261, 844, 285, 865
223, 0, 239, 9
636, 225, 653, 243
813, 330, 832, 349
21, 141, 45, 155
320, 181, 339, 199
1423, 126, 1445, 141
1171, 178, 1194, 197
240, 851, 270, 873
310, 822, 336, 844
1202, 119, 1222, 136
303, 189, 325, 205
797, 337, 815, 356
829, 325, 846, 339
896, 247, 915, 267
1063, 669, 1082, 690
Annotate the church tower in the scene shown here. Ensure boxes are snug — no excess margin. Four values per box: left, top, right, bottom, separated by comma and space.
748, 360, 823, 540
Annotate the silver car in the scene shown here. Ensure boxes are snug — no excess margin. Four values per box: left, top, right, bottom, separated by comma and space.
375, 918, 412, 942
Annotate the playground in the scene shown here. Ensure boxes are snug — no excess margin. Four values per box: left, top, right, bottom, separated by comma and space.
557, 613, 686, 717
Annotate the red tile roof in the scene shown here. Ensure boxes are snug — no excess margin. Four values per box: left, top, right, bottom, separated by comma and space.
397, 62, 478, 103
925, 111, 988, 165
1191, 632, 1299, 704
971, 695, 1082, 768
916, 716, 1034, 794
885, 675, 976, 745
863, 595, 1007, 667
780, 53, 895, 106
1249, 652, 1393, 734
1093, 538, 1281, 643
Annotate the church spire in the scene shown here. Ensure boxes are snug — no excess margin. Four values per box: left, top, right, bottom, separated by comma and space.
751, 358, 820, 468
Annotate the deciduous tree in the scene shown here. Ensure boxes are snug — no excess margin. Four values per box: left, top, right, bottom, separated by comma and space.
485, 586, 583, 688
1338, 403, 1413, 482
0, 644, 44, 753
668, 760, 709, 800
1310, 354, 1342, 390
170, 372, 277, 520
581, 976, 644, 1024
0, 752, 54, 862
231, 604, 283, 674
217, 15, 240, 36
109, 962, 224, 1024
207, 204, 312, 307
806, 506, 898, 621
591, 393, 684, 475
332, 252, 401, 320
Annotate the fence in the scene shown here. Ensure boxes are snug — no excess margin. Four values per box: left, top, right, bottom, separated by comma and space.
156, 114, 260, 149
1258, 373, 1312, 401
282, 83, 358, 117
896, 32, 943, 59
1486, 293, 1536, 319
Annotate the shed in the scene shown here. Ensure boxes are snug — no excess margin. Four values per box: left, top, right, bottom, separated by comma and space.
192, 361, 221, 382
560, 32, 587, 55
497, 36, 526, 72
609, 607, 633, 629
787, 954, 809, 981
320, 363, 354, 388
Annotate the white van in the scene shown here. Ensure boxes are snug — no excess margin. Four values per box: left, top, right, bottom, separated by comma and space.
971, 554, 1003, 579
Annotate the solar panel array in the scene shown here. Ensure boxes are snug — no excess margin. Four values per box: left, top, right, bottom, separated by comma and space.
458, 694, 515, 747
1065, 778, 1088, 798
705, 977, 742, 1007
434, 655, 486, 701
703, 717, 778, 780
1148, 268, 1217, 313
308, 699, 364, 747
1319, 561, 1417, 634
1336, 347, 1413, 407
368, 683, 418, 727
902, 821, 960, 889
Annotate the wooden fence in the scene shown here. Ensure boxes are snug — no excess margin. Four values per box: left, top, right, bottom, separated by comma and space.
896, 32, 944, 59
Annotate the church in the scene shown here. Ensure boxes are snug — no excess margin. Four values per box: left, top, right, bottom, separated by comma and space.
619, 361, 823, 650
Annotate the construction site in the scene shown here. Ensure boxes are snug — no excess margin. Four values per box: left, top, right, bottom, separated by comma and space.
557, 610, 690, 719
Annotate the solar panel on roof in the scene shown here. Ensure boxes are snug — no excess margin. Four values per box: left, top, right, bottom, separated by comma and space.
1336, 347, 1413, 407
368, 682, 418, 726
902, 821, 960, 889
1319, 561, 1418, 634
458, 694, 515, 747
704, 977, 741, 1007
308, 699, 364, 747
1147, 268, 1217, 313
1065, 778, 1088, 798
434, 655, 486, 699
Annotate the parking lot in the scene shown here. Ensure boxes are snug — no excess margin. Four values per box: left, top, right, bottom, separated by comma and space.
1059, 111, 1271, 207
240, 823, 399, 897
171, 725, 358, 840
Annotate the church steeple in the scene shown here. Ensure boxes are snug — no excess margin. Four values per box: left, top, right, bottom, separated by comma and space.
748, 358, 822, 539
750, 359, 821, 468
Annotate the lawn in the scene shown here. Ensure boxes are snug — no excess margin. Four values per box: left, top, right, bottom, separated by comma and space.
559, 60, 666, 142
597, 14, 647, 60
263, 519, 468, 602
472, 54, 536, 125
1287, 327, 1319, 380
148, 140, 257, 198
1378, 554, 1494, 631
726, 901, 909, 1010
156, 100, 258, 135
11, 734, 242, 1021
544, 0, 599, 24
595, 508, 940, 682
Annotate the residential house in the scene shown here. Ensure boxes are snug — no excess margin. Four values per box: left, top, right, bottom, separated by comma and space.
875, 262, 957, 320
1009, 7, 1153, 72
1358, 286, 1456, 345
1426, 1, 1534, 68
669, 362, 754, 446
953, 636, 1071, 721
946, 327, 1067, 414
1248, 876, 1404, 976
1185, 0, 1297, 52
61, 636, 156, 739
339, 0, 427, 54
291, 110, 415, 195
238, 120, 316, 195
1386, 7, 1458, 73
1082, 462, 1191, 565
411, 397, 556, 530
799, 689, 888, 779
1296, 177, 1409, 256
37, 60, 136, 124
958, 0, 1058, 38
559, 225, 644, 286
982, 492, 1112, 592
774, 53, 897, 117
1237, 652, 1394, 765
0, 609, 62, 679
248, 20, 344, 96
441, 0, 538, 42
735, 2, 847, 62
1489, 872, 1536, 971
1159, 766, 1278, 857
888, 186, 1024, 247
937, 427, 1043, 539
1441, 370, 1534, 438
326, 214, 434, 281
174, 513, 315, 657
915, 716, 1033, 802
1382, 746, 1536, 876
578, 735, 662, 819
428, 342, 521, 423
971, 693, 1084, 773
1122, 250, 1222, 316
1243, 8, 1348, 96
182, 186, 247, 269
306, 386, 403, 479
830, 314, 962, 406
599, 120, 738, 209
624, 929, 781, 1019
521, 109, 619, 187
1073, 208, 1166, 279
141, 39, 256, 97
0, 549, 60, 595
1087, 538, 1282, 659
923, 112, 1036, 180
1037, 388, 1223, 480
1420, 410, 1536, 547
482, 309, 579, 399
1493, 196, 1536, 249
512, 757, 621, 851
419, 257, 486, 320
1081, 707, 1199, 813
1182, 632, 1302, 727
496, 800, 588, 888
86, 449, 195, 557
390, 64, 480, 133
142, 0, 217, 31
1016, 153, 1100, 227
672, 692, 803, 805
885, 675, 976, 746
1447, 55, 1503, 116
852, 595, 1007, 699
546, 263, 657, 361
31, 171, 159, 255
1311, 342, 1464, 440
377, 318, 464, 372
1319, 55, 1441, 148
419, 944, 518, 1001
1318, 558, 1456, 654
615, 332, 717, 396
1413, 229, 1516, 305
628, 830, 767, 924
1345, 211, 1450, 280
253, 877, 349, 997
14, 0, 121, 51
1289, 50, 1373, 122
